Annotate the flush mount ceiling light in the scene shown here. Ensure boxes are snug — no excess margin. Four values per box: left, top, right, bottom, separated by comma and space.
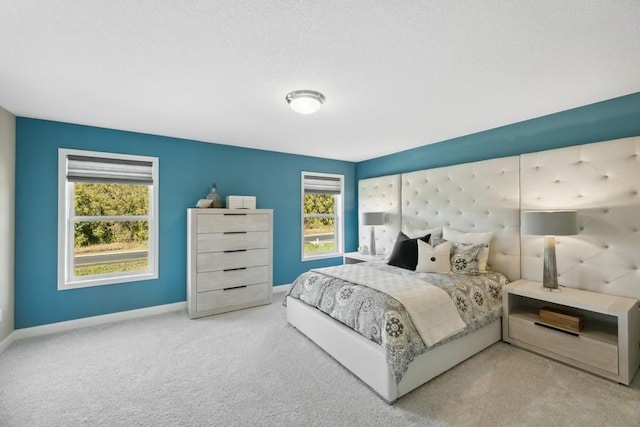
285, 90, 325, 114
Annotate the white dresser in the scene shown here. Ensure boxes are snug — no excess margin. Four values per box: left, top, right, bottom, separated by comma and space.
187, 208, 273, 319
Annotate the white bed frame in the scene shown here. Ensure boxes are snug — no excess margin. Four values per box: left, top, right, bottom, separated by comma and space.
287, 156, 522, 402
287, 296, 501, 402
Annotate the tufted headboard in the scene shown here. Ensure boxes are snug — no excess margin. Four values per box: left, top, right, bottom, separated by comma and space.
358, 174, 402, 254
358, 135, 640, 300
520, 136, 640, 299
358, 157, 521, 282
401, 157, 521, 281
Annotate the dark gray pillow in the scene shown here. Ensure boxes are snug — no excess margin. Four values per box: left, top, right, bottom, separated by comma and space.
387, 232, 431, 270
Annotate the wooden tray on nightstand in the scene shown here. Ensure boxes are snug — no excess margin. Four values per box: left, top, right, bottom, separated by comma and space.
538, 306, 583, 333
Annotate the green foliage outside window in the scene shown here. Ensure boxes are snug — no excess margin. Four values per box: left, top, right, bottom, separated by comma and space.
74, 183, 149, 248
304, 193, 335, 232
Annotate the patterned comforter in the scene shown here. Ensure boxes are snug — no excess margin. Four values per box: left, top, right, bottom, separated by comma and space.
285, 262, 508, 383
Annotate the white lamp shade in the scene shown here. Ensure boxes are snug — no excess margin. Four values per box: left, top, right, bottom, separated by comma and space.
286, 90, 325, 114
522, 210, 578, 236
361, 212, 385, 226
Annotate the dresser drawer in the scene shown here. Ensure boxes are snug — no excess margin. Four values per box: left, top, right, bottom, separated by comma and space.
197, 231, 268, 253
197, 283, 269, 312
197, 248, 268, 272
197, 213, 269, 233
508, 313, 618, 374
196, 266, 269, 292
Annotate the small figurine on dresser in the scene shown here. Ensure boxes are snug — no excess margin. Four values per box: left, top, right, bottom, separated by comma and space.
195, 199, 213, 208
195, 182, 223, 208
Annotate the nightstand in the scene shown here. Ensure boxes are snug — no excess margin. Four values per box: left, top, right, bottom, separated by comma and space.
503, 279, 639, 385
343, 252, 386, 264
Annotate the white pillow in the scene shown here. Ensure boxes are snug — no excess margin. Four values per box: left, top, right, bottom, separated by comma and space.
404, 224, 443, 240
415, 240, 451, 274
442, 226, 493, 272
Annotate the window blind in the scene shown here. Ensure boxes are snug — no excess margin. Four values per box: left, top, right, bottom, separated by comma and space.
66, 155, 154, 184
303, 174, 342, 195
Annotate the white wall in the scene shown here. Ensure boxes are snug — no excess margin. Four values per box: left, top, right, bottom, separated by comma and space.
0, 105, 15, 342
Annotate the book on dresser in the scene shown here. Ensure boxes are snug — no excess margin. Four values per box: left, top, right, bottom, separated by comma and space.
187, 208, 273, 319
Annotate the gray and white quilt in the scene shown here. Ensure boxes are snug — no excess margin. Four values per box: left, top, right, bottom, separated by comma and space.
285, 262, 507, 383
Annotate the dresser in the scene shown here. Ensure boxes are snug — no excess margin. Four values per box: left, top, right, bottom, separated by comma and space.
187, 208, 273, 319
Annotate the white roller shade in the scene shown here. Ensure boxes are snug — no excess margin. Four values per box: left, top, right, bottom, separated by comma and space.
67, 155, 154, 184
303, 174, 341, 194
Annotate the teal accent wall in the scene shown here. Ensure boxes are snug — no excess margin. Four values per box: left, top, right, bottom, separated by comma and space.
15, 118, 356, 328
15, 92, 640, 328
357, 92, 640, 179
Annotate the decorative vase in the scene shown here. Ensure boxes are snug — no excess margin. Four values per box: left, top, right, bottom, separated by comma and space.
206, 183, 222, 208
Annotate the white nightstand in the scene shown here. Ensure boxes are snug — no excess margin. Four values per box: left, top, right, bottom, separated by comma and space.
343, 252, 386, 264
503, 279, 639, 385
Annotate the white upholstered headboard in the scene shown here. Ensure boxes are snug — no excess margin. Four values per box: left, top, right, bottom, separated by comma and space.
358, 135, 640, 300
520, 136, 640, 299
358, 174, 401, 254
358, 157, 521, 282
401, 157, 521, 281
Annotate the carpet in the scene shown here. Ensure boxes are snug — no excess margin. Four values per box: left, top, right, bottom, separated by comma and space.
1, 292, 639, 426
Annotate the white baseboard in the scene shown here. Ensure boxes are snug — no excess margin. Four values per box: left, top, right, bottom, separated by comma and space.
0, 332, 15, 355
1, 286, 292, 354
273, 283, 292, 294
11, 301, 187, 342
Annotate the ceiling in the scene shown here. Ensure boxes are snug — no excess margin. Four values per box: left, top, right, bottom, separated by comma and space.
1, 1, 639, 162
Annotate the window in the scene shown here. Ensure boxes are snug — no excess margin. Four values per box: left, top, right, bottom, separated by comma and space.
58, 149, 159, 290
301, 172, 344, 260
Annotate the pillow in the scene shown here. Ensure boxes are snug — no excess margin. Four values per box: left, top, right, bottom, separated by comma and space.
432, 238, 486, 276
415, 240, 451, 274
442, 227, 493, 272
387, 232, 431, 270
404, 224, 443, 240
384, 225, 438, 261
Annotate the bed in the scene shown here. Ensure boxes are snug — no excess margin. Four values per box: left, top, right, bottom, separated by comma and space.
286, 261, 508, 402
286, 156, 522, 402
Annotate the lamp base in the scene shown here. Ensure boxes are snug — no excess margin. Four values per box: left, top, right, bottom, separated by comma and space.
542, 235, 559, 291
370, 226, 377, 256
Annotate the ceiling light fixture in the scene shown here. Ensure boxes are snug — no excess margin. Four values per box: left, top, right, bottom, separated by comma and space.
285, 90, 325, 115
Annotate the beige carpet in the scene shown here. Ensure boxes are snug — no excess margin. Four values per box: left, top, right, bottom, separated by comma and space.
1, 292, 639, 426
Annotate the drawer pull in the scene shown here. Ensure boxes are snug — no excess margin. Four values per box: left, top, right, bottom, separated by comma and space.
223, 249, 247, 253
534, 321, 580, 337
223, 285, 248, 291
223, 213, 247, 216
223, 231, 247, 234
223, 267, 247, 272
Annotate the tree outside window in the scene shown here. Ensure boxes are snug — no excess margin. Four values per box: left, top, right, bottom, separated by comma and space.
302, 172, 343, 260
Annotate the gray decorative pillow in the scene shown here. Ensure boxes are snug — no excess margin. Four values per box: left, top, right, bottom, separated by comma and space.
431, 238, 487, 276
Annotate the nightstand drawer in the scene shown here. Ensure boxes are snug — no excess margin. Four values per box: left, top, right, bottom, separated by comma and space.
509, 313, 618, 374
196, 266, 269, 292
197, 249, 268, 272
197, 283, 269, 312
196, 232, 269, 253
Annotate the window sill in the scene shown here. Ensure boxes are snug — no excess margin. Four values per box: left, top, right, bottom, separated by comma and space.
59, 271, 158, 291
302, 253, 344, 262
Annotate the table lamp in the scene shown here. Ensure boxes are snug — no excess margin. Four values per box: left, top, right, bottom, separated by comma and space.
522, 210, 578, 290
362, 212, 385, 256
